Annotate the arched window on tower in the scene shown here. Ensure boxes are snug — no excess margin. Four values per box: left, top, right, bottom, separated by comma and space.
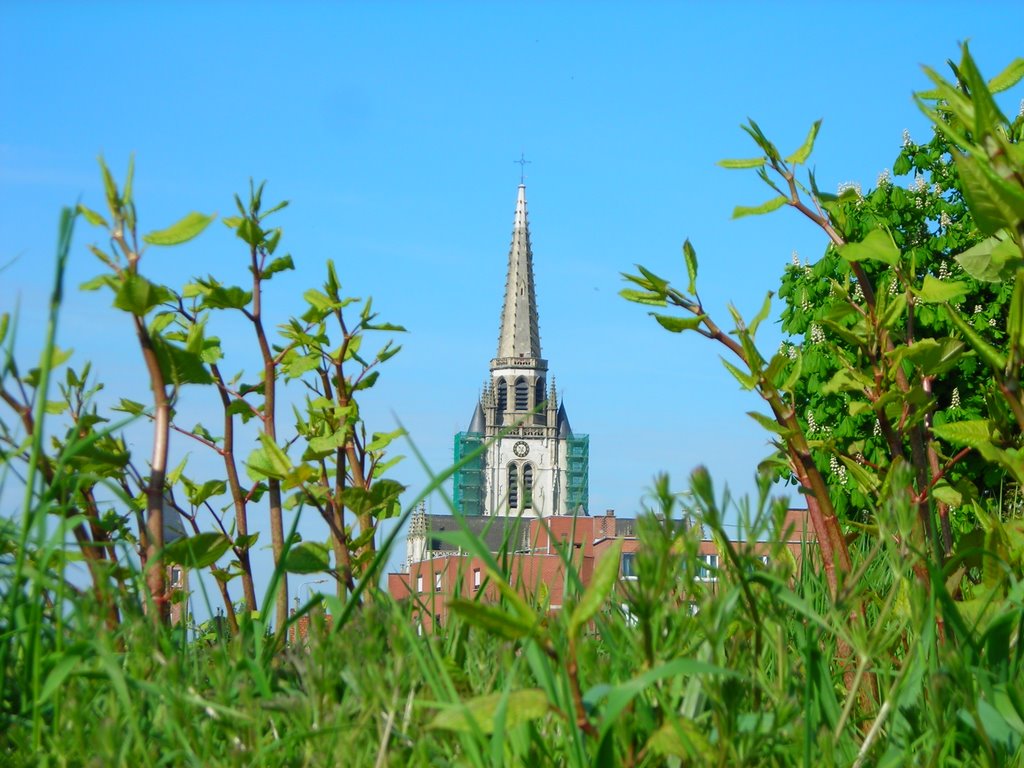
523, 464, 533, 509
497, 379, 508, 423
534, 378, 546, 425
514, 377, 529, 410
507, 463, 519, 510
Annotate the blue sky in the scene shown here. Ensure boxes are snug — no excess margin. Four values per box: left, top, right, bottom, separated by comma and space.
2, 3, 1021, 610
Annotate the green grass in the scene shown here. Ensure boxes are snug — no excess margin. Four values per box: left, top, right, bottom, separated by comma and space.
4, 454, 1024, 765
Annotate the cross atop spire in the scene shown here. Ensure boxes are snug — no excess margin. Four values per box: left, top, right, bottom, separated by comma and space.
514, 152, 531, 184
495, 183, 542, 362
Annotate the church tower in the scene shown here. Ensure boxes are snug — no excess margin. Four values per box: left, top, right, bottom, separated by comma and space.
453, 184, 589, 518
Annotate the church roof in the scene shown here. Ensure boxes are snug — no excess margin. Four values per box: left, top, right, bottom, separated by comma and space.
557, 401, 572, 438
420, 514, 530, 555
467, 400, 486, 434
496, 184, 542, 360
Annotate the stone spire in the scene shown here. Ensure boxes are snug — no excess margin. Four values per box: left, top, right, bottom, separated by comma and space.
496, 184, 541, 360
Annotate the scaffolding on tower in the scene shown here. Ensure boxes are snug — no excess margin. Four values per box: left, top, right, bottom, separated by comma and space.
566, 434, 589, 515
452, 432, 485, 516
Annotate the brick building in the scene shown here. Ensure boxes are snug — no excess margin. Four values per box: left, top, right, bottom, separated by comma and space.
387, 506, 814, 631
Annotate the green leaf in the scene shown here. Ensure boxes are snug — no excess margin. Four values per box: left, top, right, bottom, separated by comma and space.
619, 288, 667, 307
748, 292, 772, 336
916, 275, 968, 304
637, 265, 669, 293
587, 657, 734, 740
366, 429, 404, 453
931, 420, 994, 448
732, 196, 787, 219
306, 427, 348, 459
447, 599, 537, 641
822, 367, 871, 396
123, 154, 135, 207
303, 288, 337, 313
717, 157, 765, 169
183, 478, 226, 506
164, 532, 232, 568
647, 718, 712, 759
569, 539, 623, 638
651, 313, 703, 333
246, 434, 292, 481
958, 45, 1007, 139
283, 541, 331, 574
1010, 275, 1024, 362
932, 479, 963, 507
988, 58, 1024, 93
945, 306, 1007, 373
200, 285, 252, 310
785, 119, 821, 165
683, 239, 698, 295
721, 359, 757, 390
955, 235, 1023, 283
39, 651, 82, 703
838, 228, 900, 266
76, 203, 109, 228
954, 152, 1024, 236
143, 211, 215, 246
746, 410, 787, 436
98, 155, 119, 216
878, 293, 907, 330
895, 338, 967, 376
429, 688, 549, 734
151, 337, 214, 386
113, 274, 172, 316
263, 254, 295, 279
840, 457, 880, 496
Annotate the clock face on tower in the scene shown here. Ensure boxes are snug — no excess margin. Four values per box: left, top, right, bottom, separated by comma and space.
513, 440, 529, 458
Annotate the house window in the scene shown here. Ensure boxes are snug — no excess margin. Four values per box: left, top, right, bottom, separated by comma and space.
508, 464, 519, 510
170, 567, 182, 588
514, 377, 529, 410
523, 464, 533, 509
621, 552, 638, 580
697, 554, 719, 582
434, 573, 442, 593
473, 568, 481, 590
416, 574, 424, 593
